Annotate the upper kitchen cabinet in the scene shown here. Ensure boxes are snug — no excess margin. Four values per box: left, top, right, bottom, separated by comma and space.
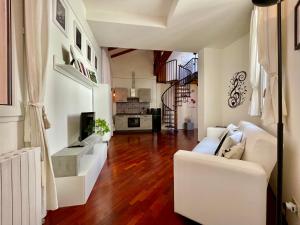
138, 88, 151, 103
114, 88, 128, 102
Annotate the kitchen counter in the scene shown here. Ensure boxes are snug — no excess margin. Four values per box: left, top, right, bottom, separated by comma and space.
116, 113, 151, 115
114, 114, 152, 131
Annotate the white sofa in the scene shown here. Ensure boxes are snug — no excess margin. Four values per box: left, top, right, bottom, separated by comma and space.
174, 121, 277, 225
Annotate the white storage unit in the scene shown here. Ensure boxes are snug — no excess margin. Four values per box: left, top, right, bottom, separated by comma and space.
54, 143, 107, 207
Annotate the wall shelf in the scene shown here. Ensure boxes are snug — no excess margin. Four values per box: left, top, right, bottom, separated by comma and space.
53, 55, 99, 88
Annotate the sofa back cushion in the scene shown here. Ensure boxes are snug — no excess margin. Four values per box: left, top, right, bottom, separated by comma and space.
239, 121, 277, 179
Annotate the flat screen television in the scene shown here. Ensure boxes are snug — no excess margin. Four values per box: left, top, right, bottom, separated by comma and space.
79, 112, 95, 141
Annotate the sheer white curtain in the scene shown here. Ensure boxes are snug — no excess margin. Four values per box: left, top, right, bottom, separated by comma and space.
101, 48, 114, 133
101, 48, 112, 85
24, 0, 58, 218
249, 7, 261, 116
257, 5, 287, 125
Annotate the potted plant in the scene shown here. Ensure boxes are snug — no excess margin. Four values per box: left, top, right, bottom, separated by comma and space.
95, 118, 110, 140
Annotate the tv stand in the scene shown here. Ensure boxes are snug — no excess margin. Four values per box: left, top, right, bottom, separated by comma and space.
52, 134, 107, 207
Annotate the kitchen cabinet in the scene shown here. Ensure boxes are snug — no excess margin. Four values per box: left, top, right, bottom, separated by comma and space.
138, 88, 151, 102
114, 88, 128, 102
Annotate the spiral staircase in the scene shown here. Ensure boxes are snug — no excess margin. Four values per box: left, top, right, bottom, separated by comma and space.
160, 57, 198, 130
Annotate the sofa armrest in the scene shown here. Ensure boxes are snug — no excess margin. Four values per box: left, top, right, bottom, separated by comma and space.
174, 150, 268, 225
206, 127, 226, 139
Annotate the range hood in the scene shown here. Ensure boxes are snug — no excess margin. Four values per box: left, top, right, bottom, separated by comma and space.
130, 71, 136, 97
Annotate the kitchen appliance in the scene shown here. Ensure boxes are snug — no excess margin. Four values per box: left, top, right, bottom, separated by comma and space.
151, 108, 161, 132
130, 71, 136, 97
128, 116, 140, 128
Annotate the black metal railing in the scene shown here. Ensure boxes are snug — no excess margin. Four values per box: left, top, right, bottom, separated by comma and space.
161, 57, 198, 129
183, 57, 198, 74
156, 59, 178, 83
166, 59, 178, 82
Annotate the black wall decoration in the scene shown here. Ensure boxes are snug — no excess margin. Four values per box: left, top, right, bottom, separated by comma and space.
227, 71, 247, 108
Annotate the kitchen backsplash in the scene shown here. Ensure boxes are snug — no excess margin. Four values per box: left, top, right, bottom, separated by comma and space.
117, 101, 150, 114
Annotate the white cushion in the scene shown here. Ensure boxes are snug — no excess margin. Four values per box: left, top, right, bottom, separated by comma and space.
192, 137, 220, 155
217, 136, 234, 156
218, 130, 228, 140
220, 140, 246, 159
227, 123, 238, 131
239, 121, 277, 179
216, 131, 243, 156
228, 130, 243, 144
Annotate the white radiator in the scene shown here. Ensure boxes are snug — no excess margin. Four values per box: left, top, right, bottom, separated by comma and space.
0, 148, 41, 225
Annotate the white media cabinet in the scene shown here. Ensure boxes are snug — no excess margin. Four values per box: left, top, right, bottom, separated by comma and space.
52, 135, 107, 207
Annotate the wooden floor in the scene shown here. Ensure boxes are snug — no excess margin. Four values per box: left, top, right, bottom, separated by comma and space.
45, 130, 276, 225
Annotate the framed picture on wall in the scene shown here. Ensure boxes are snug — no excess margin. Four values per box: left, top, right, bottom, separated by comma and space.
87, 42, 92, 62
295, 0, 300, 50
95, 55, 98, 70
53, 0, 68, 37
79, 61, 87, 76
74, 22, 82, 52
70, 45, 81, 71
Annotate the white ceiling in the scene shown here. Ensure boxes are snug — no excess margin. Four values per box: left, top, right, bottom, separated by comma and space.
83, 0, 253, 52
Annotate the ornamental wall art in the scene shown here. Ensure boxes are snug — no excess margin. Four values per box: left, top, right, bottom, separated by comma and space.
227, 71, 247, 108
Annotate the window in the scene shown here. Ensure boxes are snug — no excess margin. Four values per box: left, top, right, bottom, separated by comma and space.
0, 0, 11, 105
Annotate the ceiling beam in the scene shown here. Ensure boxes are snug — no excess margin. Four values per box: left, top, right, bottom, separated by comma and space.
153, 50, 162, 75
153, 51, 172, 76
160, 51, 172, 62
111, 49, 136, 58
108, 47, 118, 51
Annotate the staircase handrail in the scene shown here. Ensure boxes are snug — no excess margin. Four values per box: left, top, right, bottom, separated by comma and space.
161, 70, 196, 112
182, 57, 198, 74
156, 59, 178, 83
178, 64, 193, 82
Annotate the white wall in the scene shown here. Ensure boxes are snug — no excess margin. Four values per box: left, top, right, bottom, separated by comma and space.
0, 0, 25, 153
198, 34, 261, 141
101, 48, 112, 85
45, 0, 105, 155
220, 34, 261, 126
111, 50, 158, 114
111, 50, 153, 78
198, 48, 223, 140
94, 84, 113, 140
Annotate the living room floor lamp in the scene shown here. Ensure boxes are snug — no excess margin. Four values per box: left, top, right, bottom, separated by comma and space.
251, 1, 284, 225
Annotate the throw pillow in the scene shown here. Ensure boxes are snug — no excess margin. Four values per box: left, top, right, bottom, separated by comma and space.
218, 130, 228, 141
220, 139, 246, 159
218, 123, 238, 141
217, 136, 234, 156
228, 131, 243, 144
215, 131, 244, 156
227, 123, 238, 131
214, 132, 229, 155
